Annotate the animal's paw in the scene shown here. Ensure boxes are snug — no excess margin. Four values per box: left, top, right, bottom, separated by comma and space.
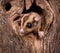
38, 31, 45, 39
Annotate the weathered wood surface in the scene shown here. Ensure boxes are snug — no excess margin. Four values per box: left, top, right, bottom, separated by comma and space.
0, 0, 60, 53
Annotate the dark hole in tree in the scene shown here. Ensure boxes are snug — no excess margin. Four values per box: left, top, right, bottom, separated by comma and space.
5, 3, 12, 11
13, 16, 20, 21
22, 0, 44, 14
18, 21, 21, 26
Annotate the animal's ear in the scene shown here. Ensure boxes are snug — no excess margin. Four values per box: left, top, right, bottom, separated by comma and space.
34, 15, 41, 22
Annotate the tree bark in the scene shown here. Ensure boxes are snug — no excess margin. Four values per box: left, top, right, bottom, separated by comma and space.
0, 0, 60, 53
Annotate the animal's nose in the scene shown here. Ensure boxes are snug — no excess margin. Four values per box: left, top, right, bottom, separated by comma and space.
20, 29, 24, 34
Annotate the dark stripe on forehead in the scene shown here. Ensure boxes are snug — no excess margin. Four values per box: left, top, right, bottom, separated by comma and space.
23, 14, 30, 25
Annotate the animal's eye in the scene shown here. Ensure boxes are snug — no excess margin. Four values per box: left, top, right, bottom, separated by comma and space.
26, 23, 32, 28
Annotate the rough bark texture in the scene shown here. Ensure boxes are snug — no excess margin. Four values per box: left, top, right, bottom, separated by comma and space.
0, 0, 60, 53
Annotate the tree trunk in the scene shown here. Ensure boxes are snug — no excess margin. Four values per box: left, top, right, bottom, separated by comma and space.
0, 0, 60, 53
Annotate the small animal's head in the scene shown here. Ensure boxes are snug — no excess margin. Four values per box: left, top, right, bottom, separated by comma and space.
9, 11, 53, 38
17, 12, 42, 36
